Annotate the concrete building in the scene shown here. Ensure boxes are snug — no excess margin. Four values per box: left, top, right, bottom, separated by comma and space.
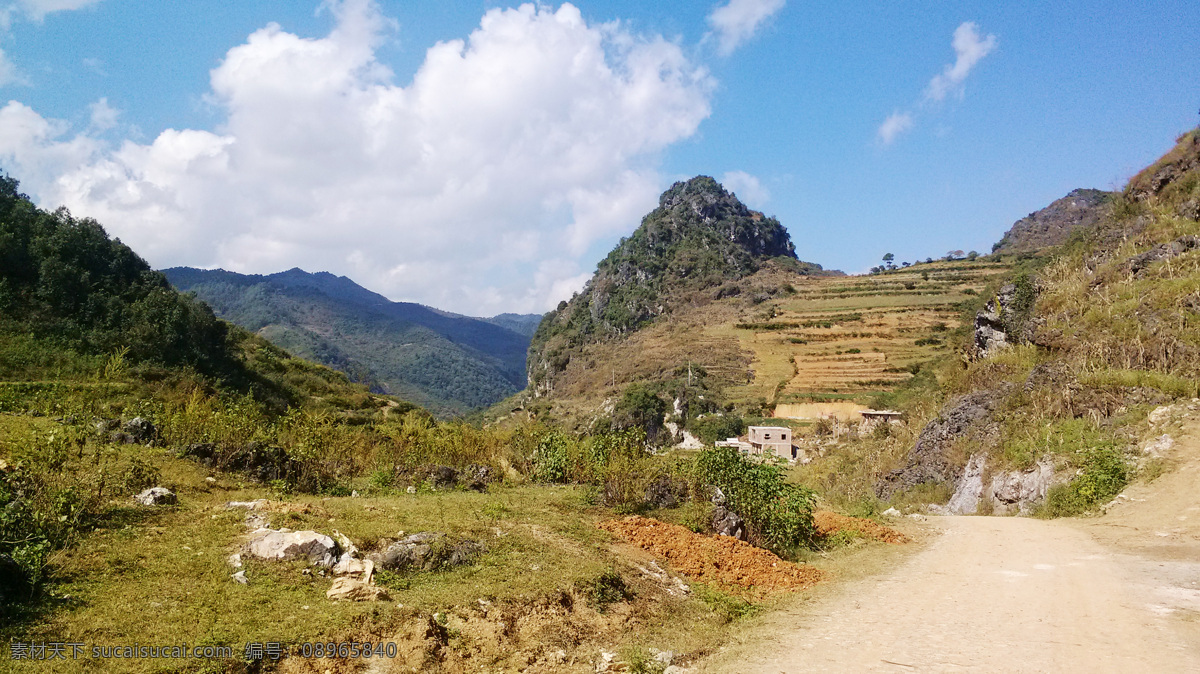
748, 426, 794, 460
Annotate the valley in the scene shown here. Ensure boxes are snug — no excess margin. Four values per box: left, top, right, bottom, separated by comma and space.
2, 128, 1200, 672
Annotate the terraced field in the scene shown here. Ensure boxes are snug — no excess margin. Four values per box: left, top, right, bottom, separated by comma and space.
718, 261, 1013, 411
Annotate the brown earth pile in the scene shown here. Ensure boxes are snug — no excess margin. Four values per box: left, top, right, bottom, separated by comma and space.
814, 511, 910, 544
598, 516, 823, 594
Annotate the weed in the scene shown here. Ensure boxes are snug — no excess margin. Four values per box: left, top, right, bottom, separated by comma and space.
577, 568, 632, 612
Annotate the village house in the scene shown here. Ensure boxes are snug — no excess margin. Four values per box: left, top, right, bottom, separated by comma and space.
715, 426, 797, 461
748, 425, 794, 459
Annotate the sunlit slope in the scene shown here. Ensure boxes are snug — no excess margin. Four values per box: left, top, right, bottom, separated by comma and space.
718, 261, 1012, 407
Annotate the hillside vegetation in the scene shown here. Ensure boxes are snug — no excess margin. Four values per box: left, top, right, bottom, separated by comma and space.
165, 267, 533, 416
0, 173, 853, 672
793, 128, 1200, 517
527, 176, 831, 396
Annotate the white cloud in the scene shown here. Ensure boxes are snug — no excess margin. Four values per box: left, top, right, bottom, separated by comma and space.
706, 0, 785, 56
87, 97, 117, 130
81, 57, 105, 75
720, 170, 769, 208
0, 1, 715, 316
924, 22, 997, 103
876, 110, 913, 145
10, 0, 100, 21
876, 22, 996, 146
0, 46, 18, 85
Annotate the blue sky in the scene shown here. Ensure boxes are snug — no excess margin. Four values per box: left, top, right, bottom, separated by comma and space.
0, 0, 1196, 315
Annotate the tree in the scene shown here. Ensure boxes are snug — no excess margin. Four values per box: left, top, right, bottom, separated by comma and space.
882, 253, 894, 263
967, 250, 979, 260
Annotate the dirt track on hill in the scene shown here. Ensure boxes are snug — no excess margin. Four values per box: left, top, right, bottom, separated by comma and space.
703, 515, 1200, 673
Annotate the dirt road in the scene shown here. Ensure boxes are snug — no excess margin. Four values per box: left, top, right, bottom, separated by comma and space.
704, 515, 1200, 673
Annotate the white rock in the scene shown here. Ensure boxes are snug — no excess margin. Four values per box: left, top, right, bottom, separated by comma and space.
406, 486, 417, 494
945, 454, 986, 514
1148, 405, 1173, 425
883, 507, 901, 517
244, 529, 339, 568
227, 553, 242, 568
225, 499, 269, 511
231, 570, 247, 585
134, 487, 177, 506
326, 577, 389, 602
1142, 434, 1174, 457
333, 556, 367, 577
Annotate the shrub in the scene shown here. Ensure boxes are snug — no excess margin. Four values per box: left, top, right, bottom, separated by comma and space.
689, 414, 745, 444
1042, 447, 1129, 517
695, 447, 816, 554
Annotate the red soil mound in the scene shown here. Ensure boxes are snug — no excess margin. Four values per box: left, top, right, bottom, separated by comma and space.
598, 516, 823, 595
814, 511, 910, 544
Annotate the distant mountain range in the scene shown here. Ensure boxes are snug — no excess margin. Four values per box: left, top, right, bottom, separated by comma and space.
163, 267, 542, 415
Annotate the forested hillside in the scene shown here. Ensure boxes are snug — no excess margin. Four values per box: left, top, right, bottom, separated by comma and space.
164, 267, 532, 415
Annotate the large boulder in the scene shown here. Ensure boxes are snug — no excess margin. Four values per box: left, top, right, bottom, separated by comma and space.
876, 387, 1010, 500
369, 533, 443, 571
711, 506, 747, 541
134, 487, 177, 506
123, 417, 157, 444
368, 532, 484, 572
244, 529, 339, 568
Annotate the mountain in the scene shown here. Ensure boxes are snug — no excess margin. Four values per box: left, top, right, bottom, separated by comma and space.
485, 313, 544, 338
0, 175, 385, 413
991, 188, 1116, 254
163, 267, 531, 415
524, 175, 832, 406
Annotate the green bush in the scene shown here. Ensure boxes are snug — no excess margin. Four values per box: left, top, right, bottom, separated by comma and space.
1043, 447, 1129, 517
695, 447, 816, 554
689, 414, 745, 444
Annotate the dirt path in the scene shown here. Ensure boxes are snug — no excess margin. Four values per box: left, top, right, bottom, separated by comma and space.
703, 515, 1200, 673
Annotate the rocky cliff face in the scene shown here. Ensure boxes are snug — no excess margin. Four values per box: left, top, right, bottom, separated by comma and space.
526, 176, 802, 395
991, 188, 1115, 254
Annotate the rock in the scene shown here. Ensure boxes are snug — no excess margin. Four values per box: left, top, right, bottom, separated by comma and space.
123, 417, 157, 444
944, 454, 986, 515
1148, 405, 1173, 425
882, 507, 901, 517
990, 460, 1055, 515
134, 487, 177, 506
326, 577, 390, 602
974, 281, 1038, 357
425, 465, 458, 488
179, 443, 216, 461
1142, 434, 1174, 457
712, 506, 747, 541
94, 418, 120, 433
244, 530, 339, 568
231, 570, 248, 585
1127, 236, 1200, 277
710, 487, 727, 507
876, 387, 1009, 499
447, 540, 485, 567
225, 499, 269, 511
463, 464, 496, 492
369, 533, 483, 572
227, 553, 243, 568
406, 486, 417, 494
644, 474, 690, 509
371, 540, 435, 572
333, 557, 367, 576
